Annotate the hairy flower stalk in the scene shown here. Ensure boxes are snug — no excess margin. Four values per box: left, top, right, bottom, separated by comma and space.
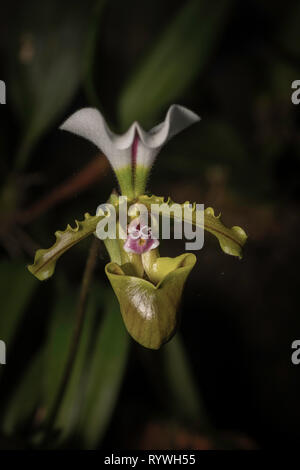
28, 105, 247, 349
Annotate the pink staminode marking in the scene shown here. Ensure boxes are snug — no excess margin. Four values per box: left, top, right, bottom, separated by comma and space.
123, 217, 160, 254
132, 132, 139, 169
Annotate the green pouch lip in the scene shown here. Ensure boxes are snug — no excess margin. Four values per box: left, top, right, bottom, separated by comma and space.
105, 253, 196, 350
105, 252, 196, 289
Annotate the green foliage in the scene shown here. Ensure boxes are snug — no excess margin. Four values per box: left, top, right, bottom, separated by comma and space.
77, 292, 129, 448
41, 288, 95, 441
163, 335, 212, 430
118, 0, 233, 128
6, 0, 105, 170
0, 261, 37, 350
1, 354, 43, 436
1, 285, 129, 448
82, 0, 108, 106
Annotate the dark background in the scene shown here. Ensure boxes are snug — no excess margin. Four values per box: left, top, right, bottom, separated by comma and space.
0, 0, 300, 450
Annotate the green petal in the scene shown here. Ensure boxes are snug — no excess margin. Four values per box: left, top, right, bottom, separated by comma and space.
138, 195, 247, 258
105, 253, 196, 350
27, 213, 102, 281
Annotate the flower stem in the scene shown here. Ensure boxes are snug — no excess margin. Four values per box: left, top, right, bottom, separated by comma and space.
134, 165, 149, 197
43, 237, 99, 442
115, 166, 135, 199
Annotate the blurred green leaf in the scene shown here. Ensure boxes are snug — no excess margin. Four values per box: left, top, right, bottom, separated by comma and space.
42, 293, 76, 417
42, 284, 100, 441
5, 0, 104, 170
160, 119, 248, 178
163, 335, 212, 431
0, 260, 37, 350
78, 291, 129, 448
1, 353, 44, 436
118, 0, 233, 128
83, 0, 107, 106
54, 287, 100, 441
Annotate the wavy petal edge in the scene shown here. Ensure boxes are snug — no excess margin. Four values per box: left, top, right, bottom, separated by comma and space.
27, 213, 102, 281
137, 195, 247, 259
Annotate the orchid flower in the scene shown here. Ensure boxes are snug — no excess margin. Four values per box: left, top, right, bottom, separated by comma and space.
28, 105, 247, 349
